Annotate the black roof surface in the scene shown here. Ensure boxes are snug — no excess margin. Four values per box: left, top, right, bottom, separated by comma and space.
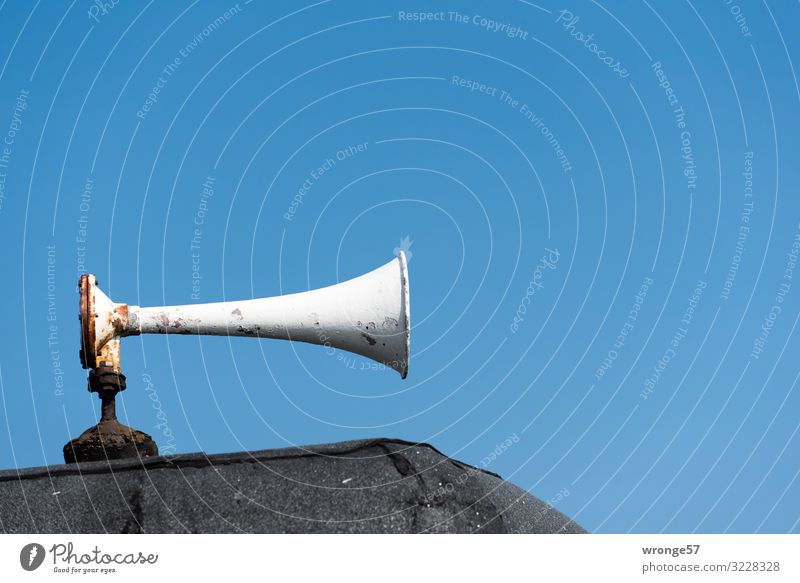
0, 438, 586, 534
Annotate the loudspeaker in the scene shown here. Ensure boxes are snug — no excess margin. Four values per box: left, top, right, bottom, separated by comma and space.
79, 252, 410, 377
65, 253, 410, 463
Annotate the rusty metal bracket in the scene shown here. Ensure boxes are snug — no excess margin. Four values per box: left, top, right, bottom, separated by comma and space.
63, 367, 158, 464
78, 274, 129, 371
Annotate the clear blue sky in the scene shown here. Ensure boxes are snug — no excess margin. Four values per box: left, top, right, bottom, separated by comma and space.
0, 0, 798, 533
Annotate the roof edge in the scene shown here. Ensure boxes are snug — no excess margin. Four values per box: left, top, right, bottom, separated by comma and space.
0, 438, 502, 482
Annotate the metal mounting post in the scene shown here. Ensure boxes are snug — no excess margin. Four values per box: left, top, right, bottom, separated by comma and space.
63, 366, 158, 463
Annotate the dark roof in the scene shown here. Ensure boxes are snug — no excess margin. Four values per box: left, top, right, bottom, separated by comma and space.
0, 438, 586, 534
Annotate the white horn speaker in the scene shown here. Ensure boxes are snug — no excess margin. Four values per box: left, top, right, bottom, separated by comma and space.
66, 253, 409, 463
79, 252, 411, 378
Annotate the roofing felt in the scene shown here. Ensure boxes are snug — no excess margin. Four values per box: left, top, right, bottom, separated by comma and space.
0, 438, 586, 534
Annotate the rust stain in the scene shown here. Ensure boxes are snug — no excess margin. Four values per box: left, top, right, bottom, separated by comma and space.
113, 304, 128, 334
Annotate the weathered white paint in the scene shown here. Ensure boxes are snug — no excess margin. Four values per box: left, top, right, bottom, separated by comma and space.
83, 253, 410, 377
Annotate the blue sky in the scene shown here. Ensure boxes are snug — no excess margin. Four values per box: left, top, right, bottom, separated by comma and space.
0, 0, 798, 533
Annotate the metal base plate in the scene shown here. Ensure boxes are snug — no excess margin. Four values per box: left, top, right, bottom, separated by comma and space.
63, 419, 158, 463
